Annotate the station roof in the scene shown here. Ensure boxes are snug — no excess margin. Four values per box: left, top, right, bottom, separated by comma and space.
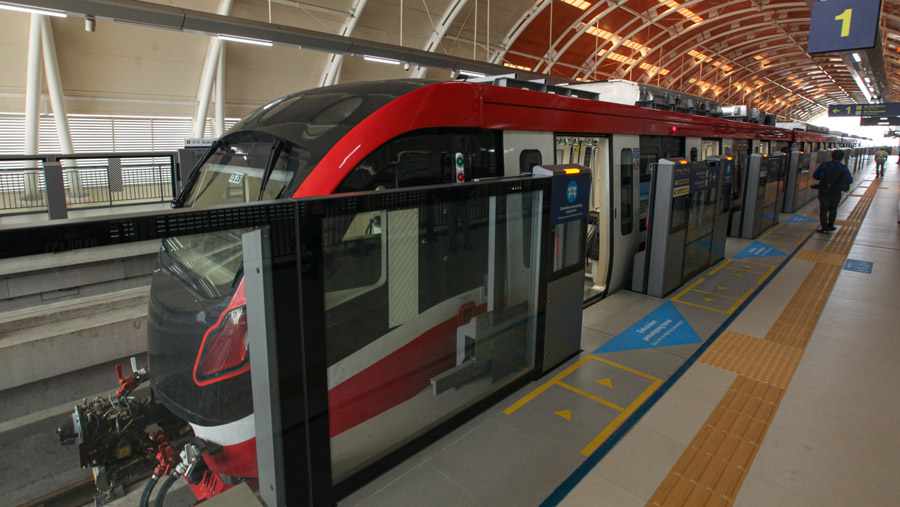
4, 0, 898, 124
498, 0, 898, 122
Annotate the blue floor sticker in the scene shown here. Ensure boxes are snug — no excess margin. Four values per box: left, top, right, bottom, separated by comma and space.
593, 301, 702, 354
786, 214, 818, 223
843, 259, 873, 274
733, 241, 787, 259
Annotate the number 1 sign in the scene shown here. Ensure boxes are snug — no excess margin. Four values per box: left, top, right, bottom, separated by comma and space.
807, 0, 882, 54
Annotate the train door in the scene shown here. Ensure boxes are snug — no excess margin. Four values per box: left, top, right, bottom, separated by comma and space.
686, 137, 702, 162
729, 138, 751, 235
501, 130, 554, 177
553, 135, 611, 299
722, 138, 734, 158
609, 134, 640, 292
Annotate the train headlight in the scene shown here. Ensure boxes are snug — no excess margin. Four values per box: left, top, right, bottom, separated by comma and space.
194, 305, 250, 384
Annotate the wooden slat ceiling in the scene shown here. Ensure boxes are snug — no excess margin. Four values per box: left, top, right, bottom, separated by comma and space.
496, 0, 897, 122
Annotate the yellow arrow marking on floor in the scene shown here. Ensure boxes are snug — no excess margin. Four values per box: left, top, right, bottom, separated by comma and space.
717, 286, 727, 291
595, 378, 612, 388
555, 410, 572, 421
703, 297, 715, 302
733, 273, 743, 277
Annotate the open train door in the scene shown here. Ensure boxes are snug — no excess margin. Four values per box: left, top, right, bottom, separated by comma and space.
608, 134, 640, 292
553, 135, 610, 300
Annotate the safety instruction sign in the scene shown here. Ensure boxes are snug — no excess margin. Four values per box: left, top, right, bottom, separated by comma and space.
551, 173, 591, 225
733, 241, 786, 259
786, 214, 818, 223
843, 259, 873, 274
592, 301, 702, 354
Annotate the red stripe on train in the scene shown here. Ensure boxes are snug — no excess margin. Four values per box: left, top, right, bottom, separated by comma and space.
327, 316, 458, 437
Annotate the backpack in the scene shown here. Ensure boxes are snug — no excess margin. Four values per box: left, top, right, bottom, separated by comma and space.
820, 161, 848, 192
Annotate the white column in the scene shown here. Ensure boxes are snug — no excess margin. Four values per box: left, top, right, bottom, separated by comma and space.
191, 0, 233, 138
413, 0, 468, 79
24, 14, 43, 201
39, 15, 79, 195
215, 48, 225, 137
319, 0, 368, 87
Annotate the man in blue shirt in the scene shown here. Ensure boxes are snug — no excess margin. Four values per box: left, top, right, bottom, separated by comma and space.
812, 150, 853, 234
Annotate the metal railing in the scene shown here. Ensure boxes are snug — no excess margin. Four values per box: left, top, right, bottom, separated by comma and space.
0, 152, 177, 216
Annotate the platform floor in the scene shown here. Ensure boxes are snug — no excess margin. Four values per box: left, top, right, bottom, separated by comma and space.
341, 156, 900, 507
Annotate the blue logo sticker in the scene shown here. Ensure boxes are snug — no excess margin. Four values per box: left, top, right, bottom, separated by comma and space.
843, 259, 873, 274
567, 181, 578, 203
733, 241, 786, 259
593, 302, 702, 354
786, 214, 818, 223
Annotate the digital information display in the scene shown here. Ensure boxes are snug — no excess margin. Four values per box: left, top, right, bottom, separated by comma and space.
829, 102, 900, 118
807, 0, 881, 54
860, 117, 900, 126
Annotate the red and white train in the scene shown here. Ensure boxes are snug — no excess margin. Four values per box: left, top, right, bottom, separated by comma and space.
111, 77, 859, 502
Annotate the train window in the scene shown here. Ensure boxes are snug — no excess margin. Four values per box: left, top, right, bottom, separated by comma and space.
260, 146, 309, 201
639, 136, 683, 232
160, 229, 251, 299
305, 97, 364, 138
690, 147, 698, 162
732, 139, 751, 202
182, 132, 306, 209
701, 139, 720, 159
337, 128, 501, 192
520, 150, 542, 173
620, 148, 633, 235
322, 210, 385, 310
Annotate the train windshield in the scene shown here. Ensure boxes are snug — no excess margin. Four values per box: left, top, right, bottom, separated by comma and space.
159, 229, 250, 299
182, 132, 308, 209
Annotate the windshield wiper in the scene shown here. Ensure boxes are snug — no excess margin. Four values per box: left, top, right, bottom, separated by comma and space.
258, 140, 284, 201
174, 139, 223, 208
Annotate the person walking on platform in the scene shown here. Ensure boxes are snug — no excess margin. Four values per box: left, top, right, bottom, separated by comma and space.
813, 150, 852, 234
875, 147, 889, 177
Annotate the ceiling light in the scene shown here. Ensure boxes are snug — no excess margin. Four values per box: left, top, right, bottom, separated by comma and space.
364, 55, 401, 65
459, 70, 487, 77
851, 52, 861, 62
0, 2, 67, 17
217, 34, 273, 46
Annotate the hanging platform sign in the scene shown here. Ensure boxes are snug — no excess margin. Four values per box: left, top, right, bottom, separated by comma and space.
829, 103, 900, 118
184, 138, 217, 148
807, 0, 882, 54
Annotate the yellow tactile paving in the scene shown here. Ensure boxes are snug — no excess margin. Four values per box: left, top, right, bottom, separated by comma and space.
700, 331, 803, 389
792, 249, 847, 267
765, 264, 842, 348
648, 179, 879, 506
647, 377, 785, 506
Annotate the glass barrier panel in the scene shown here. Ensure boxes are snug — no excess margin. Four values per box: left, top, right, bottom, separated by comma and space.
0, 204, 293, 506
319, 188, 544, 484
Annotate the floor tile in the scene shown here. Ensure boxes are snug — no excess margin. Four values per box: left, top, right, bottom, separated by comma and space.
727, 260, 813, 339
747, 425, 900, 506
666, 362, 738, 405
590, 425, 687, 501
582, 292, 663, 337
427, 417, 584, 506
635, 385, 717, 446
352, 461, 485, 507
734, 473, 819, 507
560, 471, 644, 507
